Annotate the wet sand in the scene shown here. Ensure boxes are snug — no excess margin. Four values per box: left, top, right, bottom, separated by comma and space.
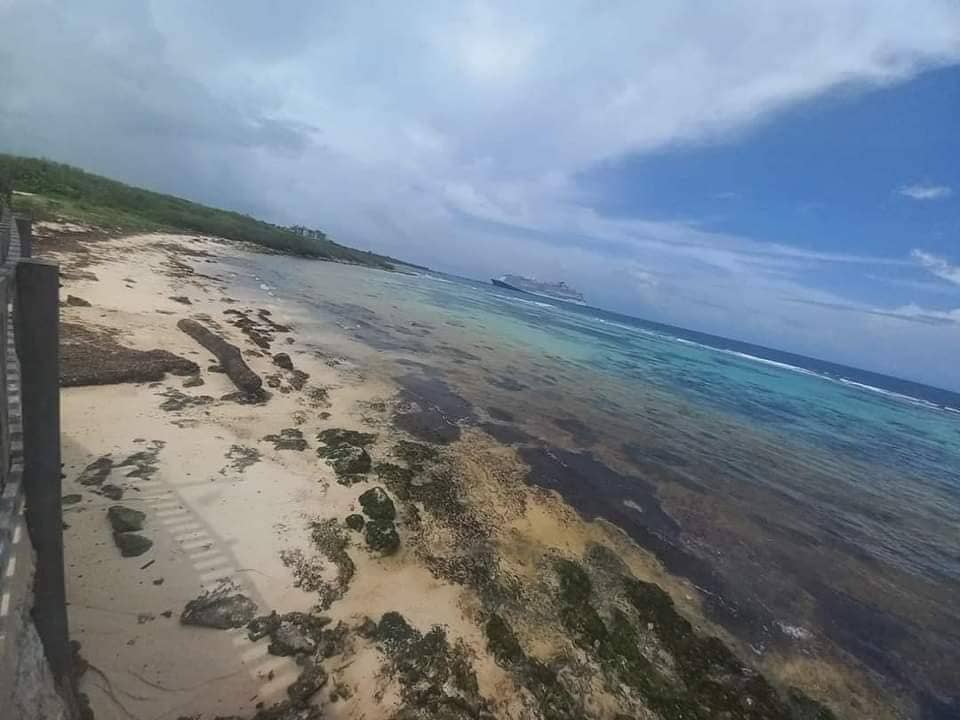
42, 222, 897, 720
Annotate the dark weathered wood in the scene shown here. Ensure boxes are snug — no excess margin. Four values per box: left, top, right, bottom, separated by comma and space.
177, 318, 262, 393
15, 259, 72, 687
14, 214, 32, 258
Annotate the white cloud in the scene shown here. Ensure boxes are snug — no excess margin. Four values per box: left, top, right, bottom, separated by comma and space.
898, 184, 954, 200
912, 249, 960, 285
3, 0, 960, 386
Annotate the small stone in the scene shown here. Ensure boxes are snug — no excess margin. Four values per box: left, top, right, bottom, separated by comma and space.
345, 514, 365, 531
273, 353, 294, 371
113, 532, 153, 558
358, 487, 396, 522
182, 375, 204, 388
153, 578, 164, 586
77, 456, 113, 486
61, 494, 82, 505
66, 295, 92, 307
169, 295, 192, 305
208, 364, 226, 373
98, 484, 123, 501
108, 505, 145, 533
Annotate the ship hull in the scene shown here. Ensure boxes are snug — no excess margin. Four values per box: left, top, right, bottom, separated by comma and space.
490, 278, 586, 305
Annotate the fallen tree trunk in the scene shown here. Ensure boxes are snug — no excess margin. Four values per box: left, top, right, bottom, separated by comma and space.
177, 318, 262, 394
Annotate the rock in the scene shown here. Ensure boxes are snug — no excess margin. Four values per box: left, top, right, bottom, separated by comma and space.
270, 620, 317, 656
98, 484, 123, 501
77, 455, 113, 485
181, 585, 258, 629
323, 445, 371, 479
107, 505, 145, 533
169, 295, 192, 305
273, 353, 294, 370
66, 295, 92, 307
316, 428, 377, 449
113, 532, 153, 557
365, 519, 400, 556
248, 611, 281, 641
182, 375, 204, 388
61, 494, 82, 505
263, 428, 308, 451
358, 487, 396, 522
345, 514, 365, 531
209, 364, 226, 373
287, 661, 328, 705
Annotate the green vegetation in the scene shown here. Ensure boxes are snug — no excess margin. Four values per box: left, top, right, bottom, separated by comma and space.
0, 154, 396, 267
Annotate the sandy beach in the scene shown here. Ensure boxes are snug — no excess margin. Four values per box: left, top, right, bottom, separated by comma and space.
42, 223, 889, 720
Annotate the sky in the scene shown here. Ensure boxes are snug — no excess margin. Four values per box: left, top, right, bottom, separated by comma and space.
1, 1, 959, 389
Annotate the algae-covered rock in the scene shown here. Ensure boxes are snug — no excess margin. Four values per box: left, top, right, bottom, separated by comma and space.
345, 514, 365, 531
181, 585, 257, 629
327, 445, 371, 478
316, 428, 377, 480
358, 487, 396, 522
287, 661, 328, 705
373, 611, 489, 719
98, 484, 123, 501
78, 455, 113, 486
392, 440, 438, 470
264, 428, 308, 451
485, 614, 524, 667
273, 352, 294, 371
316, 428, 377, 450
270, 619, 317, 656
108, 505, 145, 533
113, 532, 153, 557
365, 518, 400, 556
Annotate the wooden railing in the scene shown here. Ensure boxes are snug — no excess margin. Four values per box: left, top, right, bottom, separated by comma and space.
0, 202, 77, 717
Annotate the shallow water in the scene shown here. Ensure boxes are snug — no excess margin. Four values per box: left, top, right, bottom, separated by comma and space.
229, 255, 960, 717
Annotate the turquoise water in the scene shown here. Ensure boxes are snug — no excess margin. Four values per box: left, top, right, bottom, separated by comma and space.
231, 255, 960, 716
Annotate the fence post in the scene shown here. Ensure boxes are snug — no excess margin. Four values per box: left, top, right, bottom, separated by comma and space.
15, 259, 71, 692
14, 214, 32, 259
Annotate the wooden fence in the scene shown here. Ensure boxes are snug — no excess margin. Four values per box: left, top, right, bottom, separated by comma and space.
0, 203, 76, 717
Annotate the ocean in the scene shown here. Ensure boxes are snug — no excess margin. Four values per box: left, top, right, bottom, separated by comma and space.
230, 254, 960, 718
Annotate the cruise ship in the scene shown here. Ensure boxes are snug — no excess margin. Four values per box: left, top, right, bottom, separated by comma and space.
491, 274, 586, 305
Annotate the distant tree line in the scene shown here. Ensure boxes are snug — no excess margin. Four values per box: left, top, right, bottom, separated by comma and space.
0, 154, 394, 268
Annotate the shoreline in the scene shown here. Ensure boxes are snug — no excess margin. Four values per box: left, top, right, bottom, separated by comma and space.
44, 222, 894, 720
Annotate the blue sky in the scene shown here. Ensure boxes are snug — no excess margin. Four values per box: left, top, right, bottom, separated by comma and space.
1, 1, 959, 388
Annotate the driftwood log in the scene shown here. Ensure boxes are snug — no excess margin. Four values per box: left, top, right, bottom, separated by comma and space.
177, 318, 262, 394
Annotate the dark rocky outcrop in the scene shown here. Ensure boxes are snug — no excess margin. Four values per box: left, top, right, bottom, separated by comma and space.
177, 318, 263, 396
358, 487, 396, 522
181, 584, 258, 629
273, 352, 294, 370
364, 520, 400, 555
316, 429, 376, 481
